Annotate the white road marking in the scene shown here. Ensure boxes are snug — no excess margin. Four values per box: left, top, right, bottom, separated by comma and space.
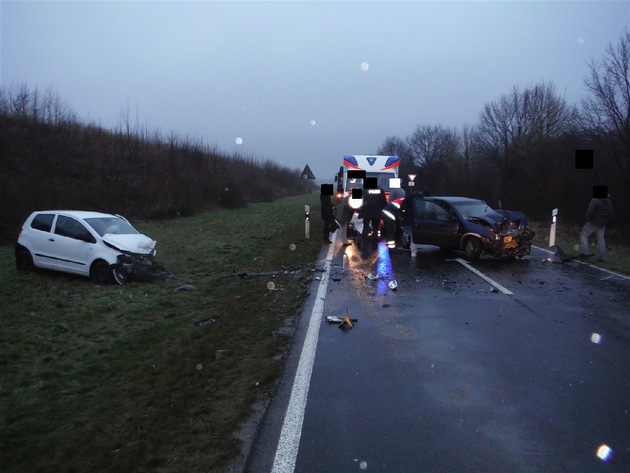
454, 258, 514, 295
533, 245, 630, 282
271, 233, 337, 473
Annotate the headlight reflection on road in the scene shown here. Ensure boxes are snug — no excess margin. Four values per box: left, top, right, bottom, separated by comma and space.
375, 241, 394, 295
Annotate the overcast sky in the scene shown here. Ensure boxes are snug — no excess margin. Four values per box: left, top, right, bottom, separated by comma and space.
2, 1, 629, 182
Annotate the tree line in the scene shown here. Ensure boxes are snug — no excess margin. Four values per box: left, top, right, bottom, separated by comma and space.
378, 30, 629, 235
0, 85, 312, 242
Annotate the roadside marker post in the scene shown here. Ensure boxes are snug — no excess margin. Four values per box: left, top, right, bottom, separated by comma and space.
304, 205, 310, 239
549, 208, 558, 247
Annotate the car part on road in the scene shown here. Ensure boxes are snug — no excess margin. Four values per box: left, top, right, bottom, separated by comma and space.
326, 309, 357, 329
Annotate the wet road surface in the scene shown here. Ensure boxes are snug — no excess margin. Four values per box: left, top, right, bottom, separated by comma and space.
246, 240, 630, 473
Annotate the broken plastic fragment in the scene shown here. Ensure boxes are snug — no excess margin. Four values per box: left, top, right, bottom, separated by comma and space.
175, 284, 197, 291
388, 280, 398, 290
195, 318, 217, 327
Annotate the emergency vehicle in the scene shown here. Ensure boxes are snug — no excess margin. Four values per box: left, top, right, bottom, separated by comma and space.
335, 155, 400, 207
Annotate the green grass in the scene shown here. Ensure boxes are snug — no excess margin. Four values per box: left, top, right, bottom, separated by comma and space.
529, 220, 630, 275
0, 194, 323, 473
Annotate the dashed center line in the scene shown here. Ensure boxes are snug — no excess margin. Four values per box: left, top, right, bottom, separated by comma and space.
453, 258, 514, 295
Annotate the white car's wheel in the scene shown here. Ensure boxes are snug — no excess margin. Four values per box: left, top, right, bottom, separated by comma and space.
91, 260, 113, 284
16, 249, 34, 272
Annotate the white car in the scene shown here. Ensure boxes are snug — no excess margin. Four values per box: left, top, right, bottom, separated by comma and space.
15, 210, 167, 284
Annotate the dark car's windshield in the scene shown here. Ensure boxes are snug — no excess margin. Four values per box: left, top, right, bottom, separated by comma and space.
85, 217, 139, 236
451, 201, 493, 220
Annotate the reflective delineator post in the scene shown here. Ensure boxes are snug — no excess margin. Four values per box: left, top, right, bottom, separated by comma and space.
304, 204, 310, 239
549, 208, 558, 247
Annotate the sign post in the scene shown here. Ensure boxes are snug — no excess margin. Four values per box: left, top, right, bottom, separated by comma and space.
408, 173, 417, 188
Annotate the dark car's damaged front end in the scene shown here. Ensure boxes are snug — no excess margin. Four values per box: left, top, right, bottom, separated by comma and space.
467, 209, 535, 258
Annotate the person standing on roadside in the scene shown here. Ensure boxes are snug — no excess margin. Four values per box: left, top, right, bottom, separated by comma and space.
388, 178, 406, 202
335, 194, 353, 246
579, 193, 613, 262
320, 184, 335, 244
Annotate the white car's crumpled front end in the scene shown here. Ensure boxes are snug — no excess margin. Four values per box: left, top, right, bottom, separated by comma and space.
102, 234, 156, 254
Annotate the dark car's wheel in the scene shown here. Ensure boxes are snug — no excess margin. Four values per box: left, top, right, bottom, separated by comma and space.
91, 260, 113, 284
16, 249, 34, 272
464, 237, 482, 260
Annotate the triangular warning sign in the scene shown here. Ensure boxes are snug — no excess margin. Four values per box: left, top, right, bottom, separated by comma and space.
300, 164, 316, 180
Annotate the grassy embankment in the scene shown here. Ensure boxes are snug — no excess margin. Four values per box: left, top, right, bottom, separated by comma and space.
0, 193, 323, 473
529, 220, 630, 275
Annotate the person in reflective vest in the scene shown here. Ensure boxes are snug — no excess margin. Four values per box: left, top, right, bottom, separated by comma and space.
360, 187, 387, 248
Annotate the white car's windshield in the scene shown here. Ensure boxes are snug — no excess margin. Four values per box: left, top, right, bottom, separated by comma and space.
85, 217, 139, 236
451, 201, 493, 220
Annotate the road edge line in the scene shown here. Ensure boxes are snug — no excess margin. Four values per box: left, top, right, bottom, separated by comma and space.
533, 245, 630, 281
270, 233, 337, 473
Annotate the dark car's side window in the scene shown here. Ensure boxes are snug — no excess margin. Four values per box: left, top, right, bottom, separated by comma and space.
414, 200, 450, 221
31, 213, 55, 232
55, 216, 94, 242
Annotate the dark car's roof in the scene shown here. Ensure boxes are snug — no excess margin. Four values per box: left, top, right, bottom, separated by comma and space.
422, 196, 485, 204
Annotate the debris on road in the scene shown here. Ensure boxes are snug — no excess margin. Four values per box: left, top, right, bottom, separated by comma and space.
543, 245, 578, 263
326, 309, 358, 329
195, 317, 218, 327
175, 284, 197, 291
388, 280, 398, 291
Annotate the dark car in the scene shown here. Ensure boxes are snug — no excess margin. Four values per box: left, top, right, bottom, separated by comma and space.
395, 194, 535, 260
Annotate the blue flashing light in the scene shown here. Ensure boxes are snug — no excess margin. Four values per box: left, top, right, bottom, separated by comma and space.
383, 156, 401, 170
343, 155, 359, 168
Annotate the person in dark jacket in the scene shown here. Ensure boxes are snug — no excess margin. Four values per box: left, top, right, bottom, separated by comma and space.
320, 184, 335, 244
335, 195, 353, 245
579, 194, 613, 261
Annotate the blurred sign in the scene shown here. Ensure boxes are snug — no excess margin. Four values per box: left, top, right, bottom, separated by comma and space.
300, 164, 316, 180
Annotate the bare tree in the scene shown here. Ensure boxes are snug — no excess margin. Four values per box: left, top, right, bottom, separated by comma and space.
406, 125, 459, 167
477, 82, 576, 205
581, 29, 630, 186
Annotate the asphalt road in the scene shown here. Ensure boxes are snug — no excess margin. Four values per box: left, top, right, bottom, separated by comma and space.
245, 238, 630, 473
